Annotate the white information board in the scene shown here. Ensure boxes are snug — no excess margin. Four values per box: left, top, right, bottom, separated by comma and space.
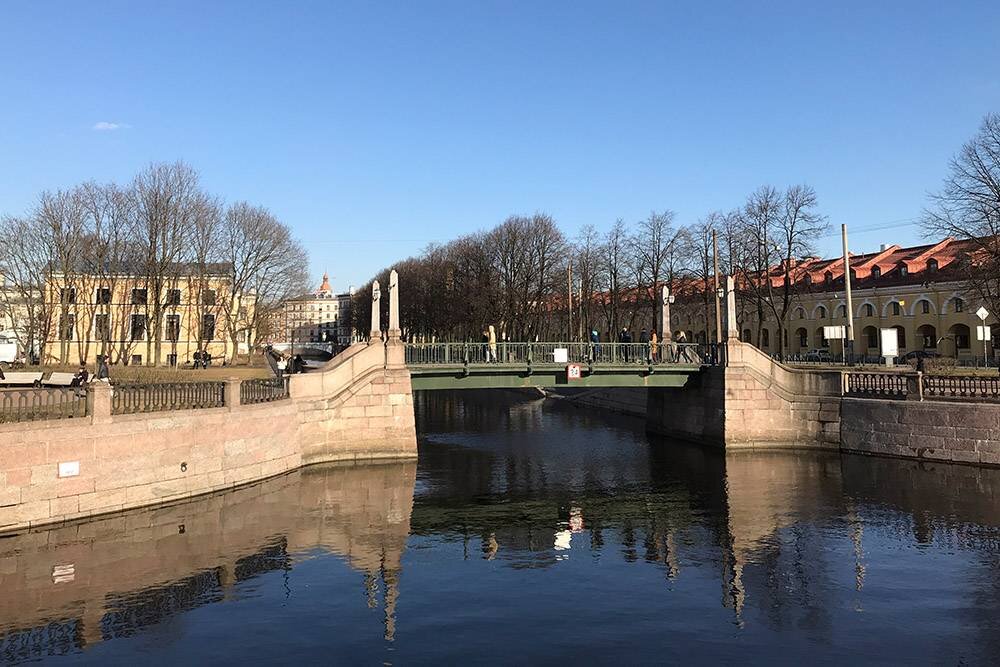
553, 348, 568, 363
977, 325, 991, 341
880, 328, 898, 357
823, 325, 846, 340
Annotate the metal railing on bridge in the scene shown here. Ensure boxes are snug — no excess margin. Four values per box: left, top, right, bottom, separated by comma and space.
404, 342, 716, 367
111, 381, 226, 415
240, 376, 291, 405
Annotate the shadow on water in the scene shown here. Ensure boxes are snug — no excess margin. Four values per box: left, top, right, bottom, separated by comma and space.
3, 390, 1000, 663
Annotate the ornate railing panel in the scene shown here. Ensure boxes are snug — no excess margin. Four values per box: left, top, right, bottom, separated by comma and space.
111, 382, 225, 415
923, 375, 1000, 400
240, 377, 290, 405
845, 372, 909, 398
0, 388, 87, 423
403, 342, 712, 367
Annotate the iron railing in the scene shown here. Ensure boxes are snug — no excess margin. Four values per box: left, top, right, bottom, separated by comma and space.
403, 342, 713, 366
0, 388, 87, 423
112, 382, 225, 415
240, 376, 290, 404
845, 372, 909, 398
923, 375, 1000, 400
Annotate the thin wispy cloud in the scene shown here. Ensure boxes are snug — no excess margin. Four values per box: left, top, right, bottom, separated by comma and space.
92, 121, 130, 131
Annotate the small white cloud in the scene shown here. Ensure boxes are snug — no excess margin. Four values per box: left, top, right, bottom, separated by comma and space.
92, 121, 130, 131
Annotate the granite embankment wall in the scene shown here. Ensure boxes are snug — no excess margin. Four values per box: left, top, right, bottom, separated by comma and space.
646, 342, 841, 450
579, 342, 1000, 466
841, 398, 1000, 466
0, 341, 417, 534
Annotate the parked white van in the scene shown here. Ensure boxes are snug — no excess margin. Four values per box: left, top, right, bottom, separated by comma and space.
0, 333, 20, 364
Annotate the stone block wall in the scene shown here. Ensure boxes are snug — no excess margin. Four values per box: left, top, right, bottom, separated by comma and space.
841, 398, 1000, 466
0, 341, 417, 533
647, 342, 841, 450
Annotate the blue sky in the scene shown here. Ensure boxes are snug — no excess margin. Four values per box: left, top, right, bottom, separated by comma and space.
2, 1, 998, 290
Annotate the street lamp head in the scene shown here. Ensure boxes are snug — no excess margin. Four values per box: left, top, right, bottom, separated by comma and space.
668, 295, 676, 304
716, 288, 725, 298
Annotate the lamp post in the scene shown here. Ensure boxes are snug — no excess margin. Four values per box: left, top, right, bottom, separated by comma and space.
713, 231, 722, 345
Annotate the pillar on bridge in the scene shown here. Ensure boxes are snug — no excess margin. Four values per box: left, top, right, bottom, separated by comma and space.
387, 269, 401, 341
659, 285, 672, 344
724, 275, 738, 341
369, 279, 382, 344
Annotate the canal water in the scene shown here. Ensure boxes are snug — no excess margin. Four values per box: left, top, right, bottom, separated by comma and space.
2, 391, 1000, 665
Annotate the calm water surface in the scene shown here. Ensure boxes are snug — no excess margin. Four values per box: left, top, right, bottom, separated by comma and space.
3, 391, 1000, 664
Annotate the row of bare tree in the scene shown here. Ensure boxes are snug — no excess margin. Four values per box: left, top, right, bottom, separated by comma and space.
354, 186, 828, 352
356, 112, 999, 355
0, 162, 309, 365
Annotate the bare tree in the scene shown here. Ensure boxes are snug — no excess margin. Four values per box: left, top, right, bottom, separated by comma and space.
923, 112, 1000, 316
221, 202, 308, 362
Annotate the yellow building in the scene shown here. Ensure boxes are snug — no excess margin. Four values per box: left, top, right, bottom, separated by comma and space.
43, 264, 255, 366
672, 238, 995, 362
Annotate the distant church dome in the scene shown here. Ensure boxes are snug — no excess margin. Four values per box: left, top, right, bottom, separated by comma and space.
319, 272, 332, 293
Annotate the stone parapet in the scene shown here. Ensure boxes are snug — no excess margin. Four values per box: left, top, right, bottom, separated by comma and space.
1, 342, 417, 534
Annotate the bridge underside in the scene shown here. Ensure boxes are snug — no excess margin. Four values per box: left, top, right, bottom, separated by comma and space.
408, 364, 703, 390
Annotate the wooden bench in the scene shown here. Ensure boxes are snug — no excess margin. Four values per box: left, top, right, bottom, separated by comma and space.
42, 372, 78, 387
0, 372, 44, 387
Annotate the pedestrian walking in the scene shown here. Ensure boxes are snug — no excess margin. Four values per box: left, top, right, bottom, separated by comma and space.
650, 330, 659, 363
675, 330, 689, 362
590, 329, 600, 361
276, 355, 287, 377
488, 325, 498, 363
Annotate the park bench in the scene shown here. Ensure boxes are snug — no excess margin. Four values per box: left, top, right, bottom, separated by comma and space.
42, 372, 77, 387
0, 372, 44, 387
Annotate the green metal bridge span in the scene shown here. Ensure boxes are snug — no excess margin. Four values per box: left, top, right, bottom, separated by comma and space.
403, 342, 712, 391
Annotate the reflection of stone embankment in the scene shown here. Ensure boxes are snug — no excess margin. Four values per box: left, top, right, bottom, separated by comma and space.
0, 461, 416, 661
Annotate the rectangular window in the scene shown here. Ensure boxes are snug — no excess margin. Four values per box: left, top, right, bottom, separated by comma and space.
166, 353, 177, 367
60, 314, 75, 340
201, 289, 217, 306
130, 314, 147, 341
94, 314, 111, 341
60, 288, 76, 304
165, 314, 181, 342
131, 354, 142, 366
131, 288, 148, 305
165, 289, 182, 306
201, 313, 216, 341
96, 287, 111, 305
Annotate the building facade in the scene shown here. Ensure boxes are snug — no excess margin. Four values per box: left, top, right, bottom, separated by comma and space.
671, 237, 996, 361
42, 266, 255, 366
279, 274, 354, 347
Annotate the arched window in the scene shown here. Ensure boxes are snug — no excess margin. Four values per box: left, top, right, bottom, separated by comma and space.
817, 305, 827, 319
863, 326, 878, 350
891, 302, 901, 316
796, 327, 808, 349
917, 324, 937, 349
920, 300, 931, 314
950, 323, 970, 350
871, 266, 881, 279
953, 297, 964, 313
894, 325, 906, 350
863, 303, 875, 317
815, 327, 827, 348
762, 329, 770, 348
825, 271, 833, 285
927, 259, 938, 272
899, 264, 908, 277
797, 308, 806, 320
836, 304, 847, 318
804, 273, 812, 285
